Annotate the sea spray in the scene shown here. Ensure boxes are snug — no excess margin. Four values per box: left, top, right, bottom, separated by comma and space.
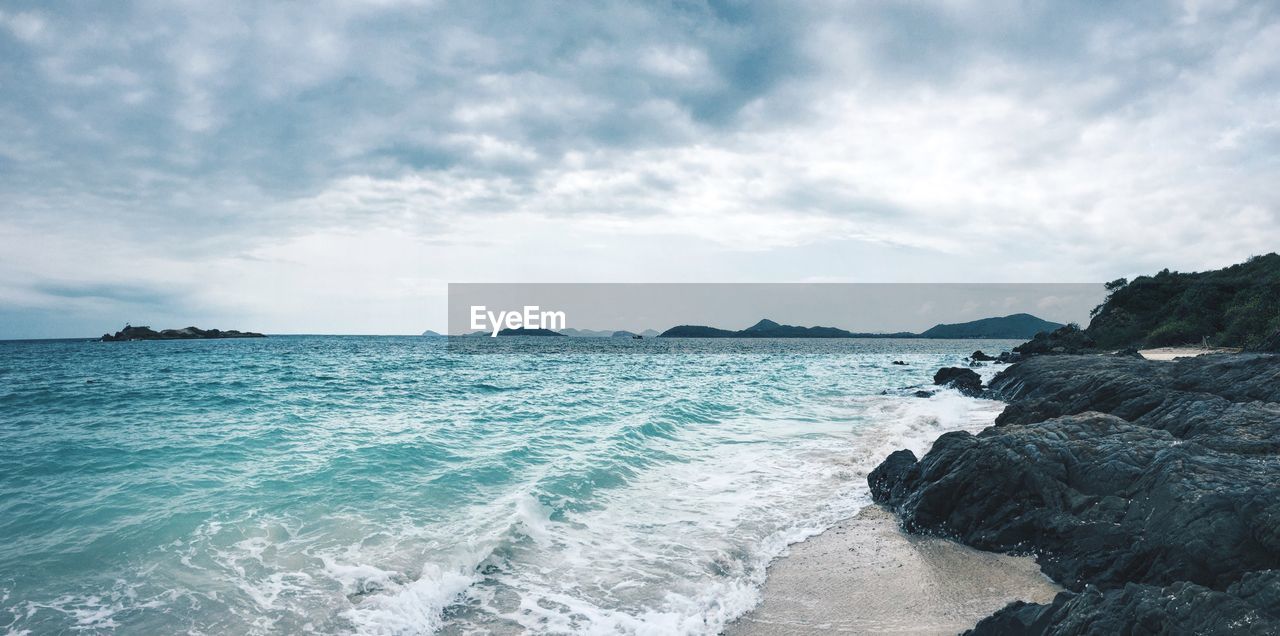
0, 336, 1018, 634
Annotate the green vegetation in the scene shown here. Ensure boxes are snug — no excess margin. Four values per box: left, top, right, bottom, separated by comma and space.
1086, 253, 1280, 350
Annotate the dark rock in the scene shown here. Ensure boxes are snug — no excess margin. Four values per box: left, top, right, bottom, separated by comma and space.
868, 449, 918, 503
101, 325, 265, 341
970, 350, 996, 361
1013, 324, 1097, 355
873, 353, 1280, 633
1257, 328, 1280, 353
987, 354, 1280, 433
969, 572, 1280, 635
1112, 346, 1142, 357
912, 390, 936, 398
891, 360, 908, 365
996, 351, 1022, 363
932, 367, 983, 397
873, 411, 1279, 590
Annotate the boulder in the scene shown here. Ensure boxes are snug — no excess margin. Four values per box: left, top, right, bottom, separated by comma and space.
969, 572, 1280, 635
872, 411, 1279, 590
868, 449, 918, 502
932, 367, 983, 397
970, 350, 996, 361
1012, 324, 1097, 355
1256, 328, 1280, 353
872, 353, 1280, 632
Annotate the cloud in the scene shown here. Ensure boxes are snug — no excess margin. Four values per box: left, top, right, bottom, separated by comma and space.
0, 0, 1278, 336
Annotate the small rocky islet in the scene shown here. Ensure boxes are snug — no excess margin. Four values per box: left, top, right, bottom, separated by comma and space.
101, 325, 265, 341
868, 254, 1280, 634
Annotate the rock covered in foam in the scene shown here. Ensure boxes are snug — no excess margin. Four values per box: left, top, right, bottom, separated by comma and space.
932, 367, 983, 397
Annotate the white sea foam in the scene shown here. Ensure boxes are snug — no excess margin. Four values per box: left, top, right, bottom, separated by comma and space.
347, 376, 1008, 635
2, 340, 1019, 635
40, 382, 1005, 636
342, 566, 478, 635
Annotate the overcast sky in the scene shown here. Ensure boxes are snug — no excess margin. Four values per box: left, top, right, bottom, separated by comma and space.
1, 1, 1277, 337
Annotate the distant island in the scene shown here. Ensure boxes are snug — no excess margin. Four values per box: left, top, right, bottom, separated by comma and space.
559, 328, 661, 338
101, 325, 265, 341
658, 314, 1062, 340
495, 328, 566, 337
610, 330, 656, 338
443, 328, 661, 338
560, 328, 617, 337
917, 313, 1063, 339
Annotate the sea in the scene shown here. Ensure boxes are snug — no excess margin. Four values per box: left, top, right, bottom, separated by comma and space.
0, 336, 1019, 635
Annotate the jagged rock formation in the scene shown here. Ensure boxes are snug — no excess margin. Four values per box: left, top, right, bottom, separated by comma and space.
1012, 324, 1097, 355
870, 354, 1280, 634
970, 571, 1280, 635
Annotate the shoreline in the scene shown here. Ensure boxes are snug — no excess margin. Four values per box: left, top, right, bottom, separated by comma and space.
870, 352, 1280, 633
731, 350, 1279, 634
725, 505, 1060, 635
1137, 345, 1242, 360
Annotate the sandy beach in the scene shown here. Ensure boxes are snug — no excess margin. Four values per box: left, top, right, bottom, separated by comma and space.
1138, 346, 1242, 360
725, 506, 1060, 635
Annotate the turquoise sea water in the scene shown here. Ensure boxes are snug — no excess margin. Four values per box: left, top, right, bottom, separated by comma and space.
0, 336, 1017, 634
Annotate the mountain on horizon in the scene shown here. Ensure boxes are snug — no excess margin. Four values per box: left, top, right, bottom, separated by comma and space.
496, 328, 567, 337
659, 313, 1062, 339
560, 328, 616, 337
918, 313, 1063, 339
659, 320, 909, 338
744, 319, 781, 332
554, 328, 663, 338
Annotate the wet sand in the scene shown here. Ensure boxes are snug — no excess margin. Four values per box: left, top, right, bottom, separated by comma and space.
724, 506, 1061, 635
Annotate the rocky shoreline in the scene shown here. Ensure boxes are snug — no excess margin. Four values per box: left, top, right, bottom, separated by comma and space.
869, 353, 1280, 634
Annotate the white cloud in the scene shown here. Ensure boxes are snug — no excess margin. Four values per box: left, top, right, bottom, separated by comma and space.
1, 0, 1278, 336
0, 10, 46, 43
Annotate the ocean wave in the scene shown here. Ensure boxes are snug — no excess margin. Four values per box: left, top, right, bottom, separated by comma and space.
0, 338, 1020, 634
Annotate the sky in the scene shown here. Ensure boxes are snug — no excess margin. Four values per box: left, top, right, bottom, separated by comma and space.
1, 1, 1277, 337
